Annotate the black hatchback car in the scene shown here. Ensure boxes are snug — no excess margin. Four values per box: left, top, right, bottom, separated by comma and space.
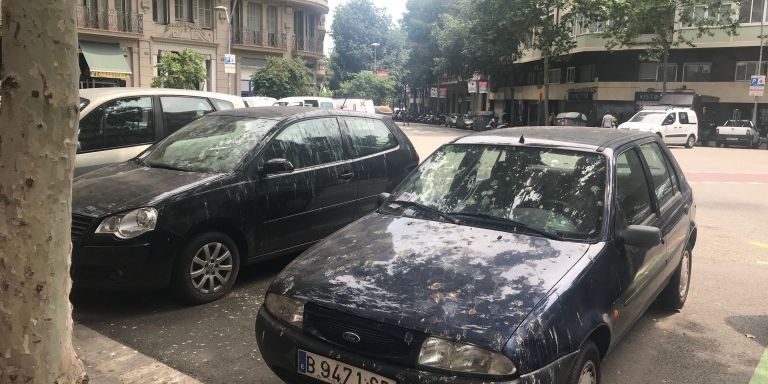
70, 107, 419, 303
256, 128, 696, 384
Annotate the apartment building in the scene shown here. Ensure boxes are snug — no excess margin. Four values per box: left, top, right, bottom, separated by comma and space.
0, 0, 328, 95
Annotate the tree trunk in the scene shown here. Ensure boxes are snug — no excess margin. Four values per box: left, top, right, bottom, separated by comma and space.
0, 0, 86, 383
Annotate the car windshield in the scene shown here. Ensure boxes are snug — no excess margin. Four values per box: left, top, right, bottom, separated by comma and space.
143, 115, 276, 173
629, 112, 666, 123
386, 144, 607, 240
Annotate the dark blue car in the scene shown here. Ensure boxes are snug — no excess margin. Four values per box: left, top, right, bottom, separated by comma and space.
255, 127, 696, 384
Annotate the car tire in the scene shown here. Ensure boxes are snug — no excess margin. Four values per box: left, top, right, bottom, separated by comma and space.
685, 135, 696, 148
567, 340, 601, 384
658, 247, 692, 311
172, 231, 241, 304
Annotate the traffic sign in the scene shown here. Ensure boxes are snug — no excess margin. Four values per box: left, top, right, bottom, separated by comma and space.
749, 75, 765, 97
224, 54, 236, 74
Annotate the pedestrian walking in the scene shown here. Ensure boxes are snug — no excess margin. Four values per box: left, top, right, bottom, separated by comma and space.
548, 112, 556, 126
602, 111, 617, 128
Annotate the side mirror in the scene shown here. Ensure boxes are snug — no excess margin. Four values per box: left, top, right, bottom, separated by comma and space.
622, 225, 662, 248
262, 158, 294, 176
377, 192, 391, 206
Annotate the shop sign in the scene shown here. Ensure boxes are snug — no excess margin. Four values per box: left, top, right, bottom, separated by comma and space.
89, 71, 131, 79
635, 91, 664, 102
430, 88, 438, 98
468, 81, 478, 93
568, 87, 596, 101
478, 81, 489, 94
439, 87, 447, 98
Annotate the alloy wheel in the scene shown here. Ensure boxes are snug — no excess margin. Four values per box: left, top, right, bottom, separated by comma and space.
189, 242, 234, 294
578, 361, 598, 384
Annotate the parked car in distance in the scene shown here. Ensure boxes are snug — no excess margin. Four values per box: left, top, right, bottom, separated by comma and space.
556, 112, 589, 126
243, 96, 277, 107
70, 108, 420, 303
256, 127, 696, 384
716, 120, 761, 148
76, 88, 246, 177
618, 106, 698, 148
274, 96, 335, 109
334, 98, 376, 114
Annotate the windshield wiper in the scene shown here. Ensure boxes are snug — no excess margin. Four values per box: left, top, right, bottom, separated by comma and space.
143, 162, 189, 172
448, 212, 563, 241
388, 200, 460, 224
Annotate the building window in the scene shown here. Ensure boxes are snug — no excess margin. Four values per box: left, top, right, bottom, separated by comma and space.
175, 0, 193, 22
198, 0, 213, 28
577, 65, 595, 83
527, 72, 536, 85
683, 63, 711, 81
740, 0, 766, 23
246, 2, 262, 31
638, 63, 658, 81
566, 67, 576, 83
549, 68, 561, 84
735, 61, 768, 80
267, 6, 279, 46
657, 64, 678, 82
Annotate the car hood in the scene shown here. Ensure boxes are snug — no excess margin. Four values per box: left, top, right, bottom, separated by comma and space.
271, 213, 591, 351
618, 122, 658, 130
72, 161, 227, 218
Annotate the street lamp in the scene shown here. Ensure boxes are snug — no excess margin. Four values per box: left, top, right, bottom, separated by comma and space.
215, 5, 233, 95
371, 42, 380, 73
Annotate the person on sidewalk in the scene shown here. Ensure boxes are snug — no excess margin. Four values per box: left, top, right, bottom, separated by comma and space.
601, 111, 617, 128
548, 112, 556, 126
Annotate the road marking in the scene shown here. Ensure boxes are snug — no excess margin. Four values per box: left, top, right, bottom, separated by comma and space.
751, 241, 768, 250
749, 348, 768, 384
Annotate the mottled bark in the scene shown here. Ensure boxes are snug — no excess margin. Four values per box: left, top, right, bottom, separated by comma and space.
0, 0, 86, 383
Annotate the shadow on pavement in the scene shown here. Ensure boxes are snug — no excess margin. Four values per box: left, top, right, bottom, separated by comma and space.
726, 314, 768, 348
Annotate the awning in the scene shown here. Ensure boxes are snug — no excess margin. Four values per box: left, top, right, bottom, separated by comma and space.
80, 41, 132, 79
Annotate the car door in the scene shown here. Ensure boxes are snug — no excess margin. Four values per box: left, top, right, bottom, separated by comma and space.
75, 96, 156, 176
678, 111, 695, 142
660, 112, 678, 143
256, 117, 357, 256
159, 96, 215, 136
339, 116, 403, 219
612, 145, 668, 338
638, 141, 690, 283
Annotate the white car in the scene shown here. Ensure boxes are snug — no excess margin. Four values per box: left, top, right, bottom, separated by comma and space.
77, 88, 246, 176
243, 96, 277, 107
618, 107, 698, 148
716, 120, 761, 149
334, 98, 376, 114
273, 96, 335, 109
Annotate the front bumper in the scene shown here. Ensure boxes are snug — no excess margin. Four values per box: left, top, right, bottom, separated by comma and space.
255, 308, 578, 384
71, 232, 178, 290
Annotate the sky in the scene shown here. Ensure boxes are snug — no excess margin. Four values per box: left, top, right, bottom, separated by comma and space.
323, 0, 408, 54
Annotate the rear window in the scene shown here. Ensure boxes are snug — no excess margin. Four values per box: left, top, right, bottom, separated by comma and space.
210, 98, 235, 110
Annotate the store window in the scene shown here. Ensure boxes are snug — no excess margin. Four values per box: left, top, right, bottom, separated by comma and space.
683, 63, 711, 81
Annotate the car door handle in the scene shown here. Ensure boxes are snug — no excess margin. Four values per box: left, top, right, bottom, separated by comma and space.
338, 171, 354, 181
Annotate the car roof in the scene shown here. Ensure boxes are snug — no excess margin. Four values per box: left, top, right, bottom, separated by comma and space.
208, 106, 389, 121
454, 127, 655, 151
275, 96, 334, 102
79, 87, 244, 102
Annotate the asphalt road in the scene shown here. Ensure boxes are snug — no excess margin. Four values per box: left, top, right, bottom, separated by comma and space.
72, 123, 768, 384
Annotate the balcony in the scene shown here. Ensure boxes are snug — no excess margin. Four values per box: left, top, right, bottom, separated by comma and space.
76, 5, 143, 34
294, 35, 324, 56
233, 28, 288, 50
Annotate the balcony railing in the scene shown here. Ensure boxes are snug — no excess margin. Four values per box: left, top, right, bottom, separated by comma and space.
233, 28, 288, 49
294, 35, 323, 54
76, 5, 143, 34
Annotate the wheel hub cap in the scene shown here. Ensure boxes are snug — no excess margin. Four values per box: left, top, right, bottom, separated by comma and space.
578, 361, 597, 384
189, 242, 234, 294
679, 250, 691, 299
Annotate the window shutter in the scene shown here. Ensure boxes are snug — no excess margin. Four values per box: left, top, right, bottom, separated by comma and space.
192, 0, 199, 22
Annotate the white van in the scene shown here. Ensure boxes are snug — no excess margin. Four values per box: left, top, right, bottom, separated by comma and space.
76, 88, 246, 176
334, 98, 376, 114
618, 106, 699, 148
273, 96, 335, 109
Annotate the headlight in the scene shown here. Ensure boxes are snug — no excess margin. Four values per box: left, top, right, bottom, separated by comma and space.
95, 208, 158, 239
417, 337, 517, 376
264, 293, 304, 329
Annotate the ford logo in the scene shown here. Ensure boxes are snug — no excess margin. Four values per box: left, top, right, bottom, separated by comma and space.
342, 332, 361, 344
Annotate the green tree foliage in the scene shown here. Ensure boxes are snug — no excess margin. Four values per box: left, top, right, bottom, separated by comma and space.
338, 71, 398, 105
402, 0, 451, 87
151, 49, 207, 90
250, 57, 313, 99
329, 0, 406, 88
576, 0, 739, 90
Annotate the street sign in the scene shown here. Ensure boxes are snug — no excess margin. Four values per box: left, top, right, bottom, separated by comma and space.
468, 81, 477, 94
430, 88, 438, 98
224, 54, 236, 74
749, 75, 765, 97
478, 81, 489, 94
439, 87, 447, 98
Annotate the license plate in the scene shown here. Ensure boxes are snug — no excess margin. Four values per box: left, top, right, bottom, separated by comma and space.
298, 350, 397, 384
727, 137, 739, 141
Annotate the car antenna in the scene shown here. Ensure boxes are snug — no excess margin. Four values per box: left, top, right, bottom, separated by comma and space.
519, 134, 525, 144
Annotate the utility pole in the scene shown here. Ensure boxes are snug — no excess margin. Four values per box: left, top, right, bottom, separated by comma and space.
371, 42, 380, 73
216, 1, 238, 95
753, 16, 765, 130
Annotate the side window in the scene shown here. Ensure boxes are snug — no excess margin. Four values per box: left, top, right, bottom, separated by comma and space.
639, 142, 676, 207
663, 113, 676, 125
616, 148, 654, 225
210, 98, 235, 110
78, 97, 155, 152
264, 118, 345, 169
343, 117, 399, 158
160, 96, 215, 135
679, 112, 689, 124
303, 99, 319, 107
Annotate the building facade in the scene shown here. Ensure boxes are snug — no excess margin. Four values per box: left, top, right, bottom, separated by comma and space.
1, 0, 328, 95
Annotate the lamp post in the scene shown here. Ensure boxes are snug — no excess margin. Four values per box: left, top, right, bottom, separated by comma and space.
371, 42, 380, 73
215, 5, 233, 95
753, 18, 765, 131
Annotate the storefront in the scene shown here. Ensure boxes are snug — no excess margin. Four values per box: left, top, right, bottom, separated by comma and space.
78, 41, 133, 88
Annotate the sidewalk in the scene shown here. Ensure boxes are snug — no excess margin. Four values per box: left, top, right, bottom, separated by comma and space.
74, 324, 203, 384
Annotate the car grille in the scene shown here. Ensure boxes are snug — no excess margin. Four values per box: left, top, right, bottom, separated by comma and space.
71, 214, 97, 242
303, 303, 426, 367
